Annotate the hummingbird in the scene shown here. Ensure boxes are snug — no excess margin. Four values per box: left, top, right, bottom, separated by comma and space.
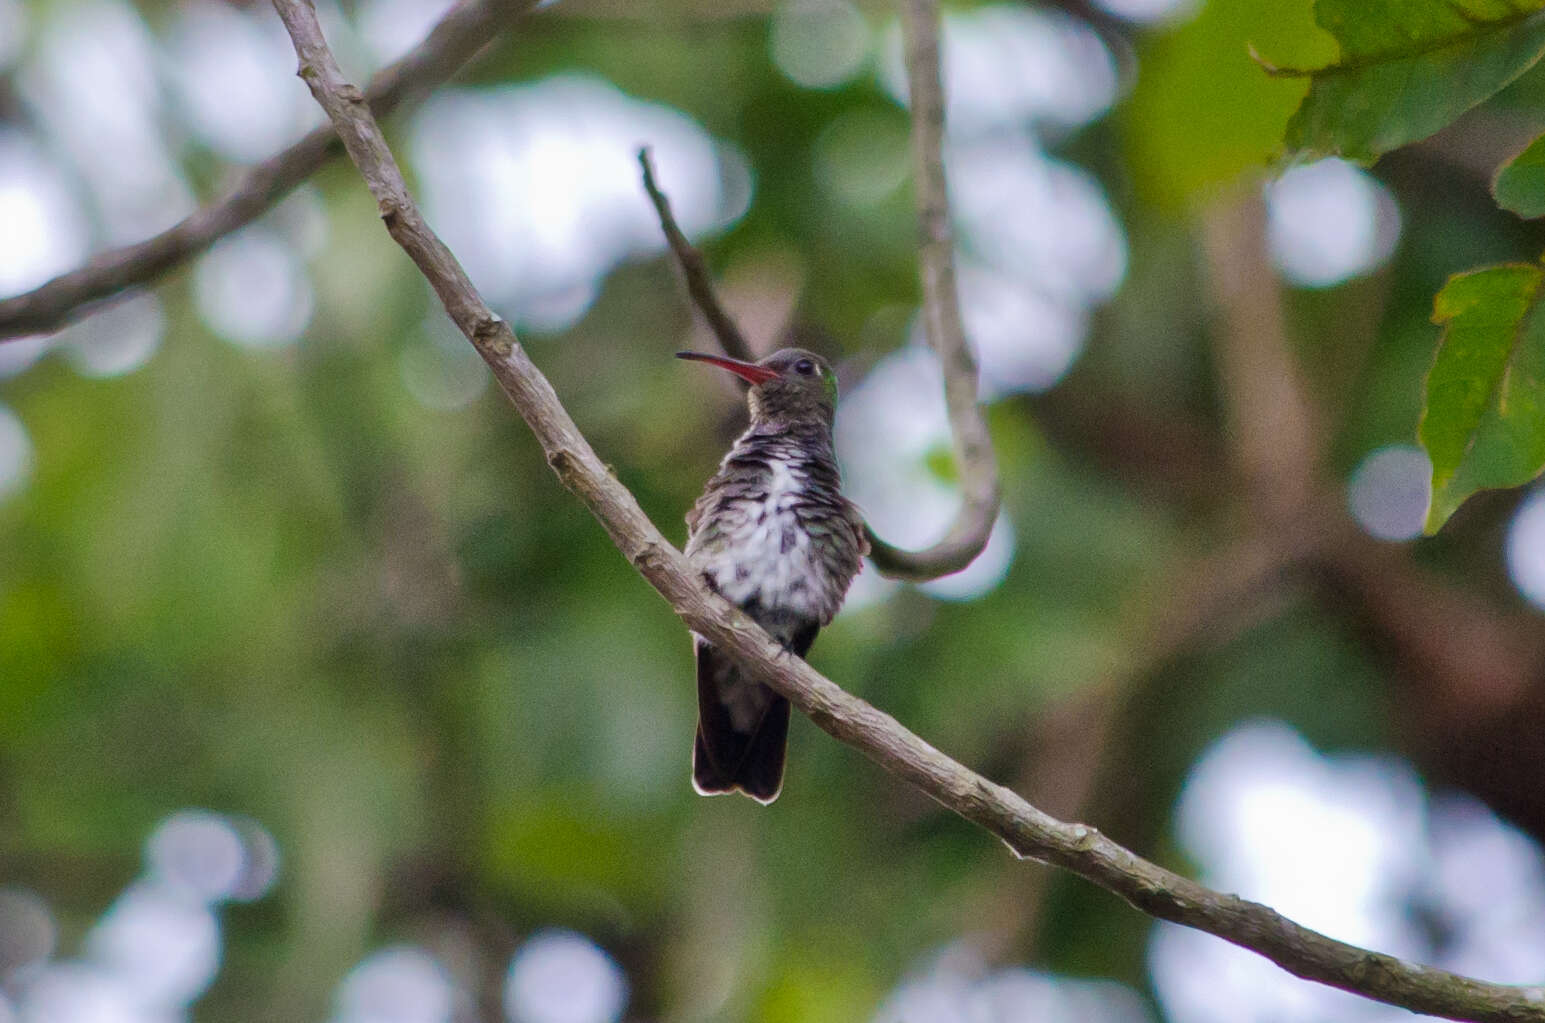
678, 347, 868, 804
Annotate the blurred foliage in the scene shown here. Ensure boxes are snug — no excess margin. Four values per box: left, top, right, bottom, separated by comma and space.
3, 0, 1545, 1020
1277, 0, 1545, 164
1421, 261, 1545, 532
1263, 0, 1545, 523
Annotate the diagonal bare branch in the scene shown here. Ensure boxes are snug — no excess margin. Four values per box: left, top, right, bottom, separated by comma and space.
271, 1, 1545, 1018
0, 0, 542, 343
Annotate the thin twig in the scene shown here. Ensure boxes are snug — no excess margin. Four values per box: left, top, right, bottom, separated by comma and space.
0, 0, 542, 342
636, 0, 1001, 582
271, 2, 1545, 1018
637, 148, 755, 364
869, 0, 1001, 580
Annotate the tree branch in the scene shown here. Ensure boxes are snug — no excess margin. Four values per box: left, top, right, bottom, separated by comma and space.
0, 0, 542, 343
1201, 189, 1319, 519
868, 0, 1003, 580
270, 1, 1545, 1018
637, 147, 756, 365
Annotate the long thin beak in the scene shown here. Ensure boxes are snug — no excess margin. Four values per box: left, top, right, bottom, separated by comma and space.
675, 351, 779, 386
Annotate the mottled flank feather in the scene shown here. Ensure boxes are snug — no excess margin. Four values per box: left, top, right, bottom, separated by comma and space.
686, 422, 865, 626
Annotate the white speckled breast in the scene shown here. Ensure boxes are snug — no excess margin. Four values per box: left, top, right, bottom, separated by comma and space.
684, 426, 861, 632
699, 455, 827, 621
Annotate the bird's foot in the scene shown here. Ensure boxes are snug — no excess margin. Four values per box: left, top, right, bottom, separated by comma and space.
771, 643, 801, 663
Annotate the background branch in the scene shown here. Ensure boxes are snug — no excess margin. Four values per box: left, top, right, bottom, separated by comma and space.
271, 1, 1545, 1018
637, 148, 756, 365
0, 0, 542, 342
867, 0, 1004, 581
1201, 190, 1319, 519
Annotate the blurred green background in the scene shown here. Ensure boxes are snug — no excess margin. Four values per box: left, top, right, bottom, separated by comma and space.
4, 0, 1545, 1020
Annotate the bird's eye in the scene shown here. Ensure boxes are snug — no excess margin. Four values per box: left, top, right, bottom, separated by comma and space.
795, 359, 816, 376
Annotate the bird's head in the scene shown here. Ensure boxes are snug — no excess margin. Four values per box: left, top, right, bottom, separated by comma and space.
676, 347, 838, 426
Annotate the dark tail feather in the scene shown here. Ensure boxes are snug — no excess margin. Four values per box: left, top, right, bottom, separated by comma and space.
692, 640, 798, 804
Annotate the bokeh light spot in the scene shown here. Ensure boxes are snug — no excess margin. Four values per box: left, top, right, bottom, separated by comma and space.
948, 138, 1126, 306
955, 264, 1087, 397
167, 2, 317, 164
1093, 0, 1199, 24
504, 930, 626, 1023
0, 337, 48, 381
410, 75, 743, 332
271, 186, 331, 261
876, 946, 1154, 1023
1506, 488, 1545, 610
85, 883, 220, 1009
1347, 445, 1431, 542
1151, 721, 1545, 1022
770, 0, 870, 90
880, 5, 1117, 133
334, 946, 457, 1023
19, 963, 144, 1023
918, 511, 1017, 602
837, 347, 1015, 600
0, 131, 88, 297
147, 811, 247, 904
358, 0, 458, 64
226, 817, 281, 903
1426, 794, 1545, 981
20, 0, 194, 242
194, 227, 314, 349
1266, 159, 1401, 288
57, 292, 163, 379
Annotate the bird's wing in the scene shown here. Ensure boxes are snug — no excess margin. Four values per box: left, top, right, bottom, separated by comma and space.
847, 498, 871, 559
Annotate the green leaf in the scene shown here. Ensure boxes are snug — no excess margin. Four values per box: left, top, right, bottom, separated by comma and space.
1495, 131, 1545, 217
1420, 261, 1545, 532
1273, 1, 1545, 163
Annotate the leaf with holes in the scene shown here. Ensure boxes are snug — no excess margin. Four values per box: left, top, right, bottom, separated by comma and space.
1269, 0, 1545, 164
1420, 262, 1545, 532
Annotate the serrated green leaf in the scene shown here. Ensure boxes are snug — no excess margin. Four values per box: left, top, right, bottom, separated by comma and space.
1495, 131, 1545, 217
1274, 1, 1545, 164
1420, 261, 1545, 532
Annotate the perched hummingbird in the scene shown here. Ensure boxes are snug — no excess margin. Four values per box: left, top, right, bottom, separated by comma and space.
678, 347, 868, 804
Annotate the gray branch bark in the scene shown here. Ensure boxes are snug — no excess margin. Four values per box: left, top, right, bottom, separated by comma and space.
0, 0, 542, 342
269, 0, 1545, 1018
